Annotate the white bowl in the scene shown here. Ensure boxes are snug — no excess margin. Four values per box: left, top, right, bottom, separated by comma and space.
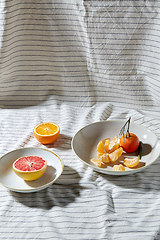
0, 147, 64, 192
71, 120, 160, 175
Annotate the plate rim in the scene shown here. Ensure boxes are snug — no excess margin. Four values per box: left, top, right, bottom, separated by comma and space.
71, 120, 160, 176
0, 147, 64, 192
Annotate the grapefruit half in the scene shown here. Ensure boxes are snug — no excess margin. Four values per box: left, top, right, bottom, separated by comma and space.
13, 156, 47, 181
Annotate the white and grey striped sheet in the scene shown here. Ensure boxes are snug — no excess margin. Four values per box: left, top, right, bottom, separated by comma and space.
0, 1, 160, 240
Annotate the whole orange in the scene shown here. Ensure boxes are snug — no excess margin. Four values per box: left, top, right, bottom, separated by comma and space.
120, 133, 139, 153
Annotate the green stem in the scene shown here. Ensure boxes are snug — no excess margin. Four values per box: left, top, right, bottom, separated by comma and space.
138, 141, 142, 159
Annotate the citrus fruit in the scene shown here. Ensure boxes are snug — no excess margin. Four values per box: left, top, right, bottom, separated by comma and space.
109, 147, 123, 162
97, 140, 105, 154
33, 122, 60, 144
109, 143, 120, 154
104, 139, 110, 153
99, 153, 110, 163
13, 156, 47, 181
120, 133, 139, 153
123, 157, 139, 168
109, 136, 120, 147
90, 158, 102, 167
113, 164, 125, 171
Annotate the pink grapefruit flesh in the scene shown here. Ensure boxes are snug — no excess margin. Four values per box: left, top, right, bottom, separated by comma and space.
13, 156, 47, 181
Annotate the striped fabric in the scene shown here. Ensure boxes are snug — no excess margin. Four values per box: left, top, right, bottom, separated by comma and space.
0, 1, 160, 239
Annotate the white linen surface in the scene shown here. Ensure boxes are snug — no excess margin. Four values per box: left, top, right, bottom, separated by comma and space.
0, 1, 160, 239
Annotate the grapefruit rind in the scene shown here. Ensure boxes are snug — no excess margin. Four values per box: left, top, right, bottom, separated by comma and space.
12, 156, 47, 181
33, 122, 60, 144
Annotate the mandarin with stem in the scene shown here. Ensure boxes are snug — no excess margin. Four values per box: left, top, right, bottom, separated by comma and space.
119, 118, 139, 153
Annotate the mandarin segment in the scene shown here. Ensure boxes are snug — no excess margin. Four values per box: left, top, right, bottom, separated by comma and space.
123, 157, 139, 168
109, 136, 120, 148
104, 139, 110, 153
109, 147, 123, 162
99, 153, 110, 163
113, 164, 125, 171
109, 143, 120, 154
97, 140, 105, 154
97, 152, 103, 158
90, 158, 102, 167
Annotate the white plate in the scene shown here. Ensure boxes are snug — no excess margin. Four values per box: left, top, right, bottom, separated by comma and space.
0, 147, 64, 192
71, 120, 160, 175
